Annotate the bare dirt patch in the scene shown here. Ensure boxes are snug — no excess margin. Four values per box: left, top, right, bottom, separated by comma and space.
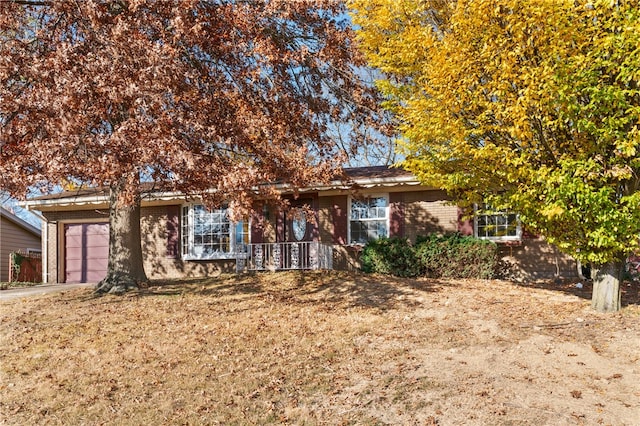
1, 272, 639, 425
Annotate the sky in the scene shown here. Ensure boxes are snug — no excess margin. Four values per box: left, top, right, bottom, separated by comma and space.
1, 193, 42, 228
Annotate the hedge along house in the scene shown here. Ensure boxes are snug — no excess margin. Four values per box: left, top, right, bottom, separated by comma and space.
22, 166, 577, 284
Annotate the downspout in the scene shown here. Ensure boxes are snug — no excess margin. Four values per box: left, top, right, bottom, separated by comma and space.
42, 216, 48, 284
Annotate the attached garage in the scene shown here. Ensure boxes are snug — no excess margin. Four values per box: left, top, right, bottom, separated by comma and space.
64, 223, 109, 283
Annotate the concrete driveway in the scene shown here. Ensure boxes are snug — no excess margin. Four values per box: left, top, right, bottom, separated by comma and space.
0, 283, 94, 301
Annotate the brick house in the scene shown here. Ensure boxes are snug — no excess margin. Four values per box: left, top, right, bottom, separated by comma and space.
23, 166, 577, 284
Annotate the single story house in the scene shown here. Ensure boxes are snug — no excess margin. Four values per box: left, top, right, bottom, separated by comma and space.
0, 206, 42, 282
22, 166, 577, 284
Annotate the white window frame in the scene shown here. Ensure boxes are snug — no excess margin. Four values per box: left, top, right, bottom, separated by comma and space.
474, 204, 522, 242
181, 204, 250, 260
348, 193, 390, 245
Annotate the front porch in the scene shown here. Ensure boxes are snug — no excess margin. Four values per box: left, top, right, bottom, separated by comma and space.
236, 241, 333, 272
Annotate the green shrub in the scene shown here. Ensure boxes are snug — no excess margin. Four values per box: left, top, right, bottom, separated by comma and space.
360, 237, 421, 277
415, 233, 497, 279
360, 233, 497, 279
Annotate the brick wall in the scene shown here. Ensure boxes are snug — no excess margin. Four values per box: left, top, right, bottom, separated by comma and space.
141, 205, 236, 279
43, 206, 236, 283
317, 190, 459, 270
45, 222, 58, 283
402, 190, 459, 240
497, 238, 578, 281
316, 190, 577, 280
40, 192, 580, 282
318, 195, 350, 269
318, 195, 347, 245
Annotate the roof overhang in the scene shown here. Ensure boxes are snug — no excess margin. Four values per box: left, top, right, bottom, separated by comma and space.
21, 167, 428, 212
293, 173, 423, 192
21, 190, 190, 212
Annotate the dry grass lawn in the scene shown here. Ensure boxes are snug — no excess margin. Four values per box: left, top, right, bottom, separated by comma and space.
1, 271, 639, 425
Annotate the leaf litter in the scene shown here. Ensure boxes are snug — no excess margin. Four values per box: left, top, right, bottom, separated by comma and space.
1, 271, 638, 425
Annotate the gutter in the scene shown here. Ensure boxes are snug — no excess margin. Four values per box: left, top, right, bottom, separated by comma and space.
21, 190, 187, 210
20, 173, 425, 210
266, 174, 423, 193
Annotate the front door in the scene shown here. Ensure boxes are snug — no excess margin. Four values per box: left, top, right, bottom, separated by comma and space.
272, 198, 317, 270
284, 198, 316, 243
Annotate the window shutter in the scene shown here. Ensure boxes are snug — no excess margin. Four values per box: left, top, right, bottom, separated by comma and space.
389, 193, 404, 238
457, 207, 474, 236
166, 205, 180, 258
251, 203, 264, 244
332, 195, 348, 245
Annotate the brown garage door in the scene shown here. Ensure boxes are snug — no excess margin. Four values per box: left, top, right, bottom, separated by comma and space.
64, 223, 109, 283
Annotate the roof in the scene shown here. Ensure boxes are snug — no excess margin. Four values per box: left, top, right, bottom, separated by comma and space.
21, 165, 424, 212
342, 165, 414, 180
25, 181, 160, 202
0, 207, 42, 237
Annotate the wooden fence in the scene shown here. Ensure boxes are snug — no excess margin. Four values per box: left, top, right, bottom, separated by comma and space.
9, 251, 42, 283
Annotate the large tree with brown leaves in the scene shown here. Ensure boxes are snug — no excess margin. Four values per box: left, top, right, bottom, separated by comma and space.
0, 0, 380, 293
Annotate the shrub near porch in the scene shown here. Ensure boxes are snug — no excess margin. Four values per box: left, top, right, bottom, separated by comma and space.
360, 234, 497, 279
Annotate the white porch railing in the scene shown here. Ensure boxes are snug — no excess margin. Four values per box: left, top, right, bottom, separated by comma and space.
236, 241, 333, 272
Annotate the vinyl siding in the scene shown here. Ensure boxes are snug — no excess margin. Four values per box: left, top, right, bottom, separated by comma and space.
0, 217, 42, 282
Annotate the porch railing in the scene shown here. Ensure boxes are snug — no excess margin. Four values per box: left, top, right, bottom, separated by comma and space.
236, 241, 333, 272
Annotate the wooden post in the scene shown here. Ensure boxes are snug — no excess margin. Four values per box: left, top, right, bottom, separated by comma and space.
9, 253, 14, 282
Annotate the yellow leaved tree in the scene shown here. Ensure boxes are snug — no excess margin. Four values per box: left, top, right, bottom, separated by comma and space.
350, 0, 640, 312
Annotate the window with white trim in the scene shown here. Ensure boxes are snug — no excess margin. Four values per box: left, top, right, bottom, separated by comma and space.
349, 195, 389, 244
181, 204, 249, 260
474, 205, 521, 241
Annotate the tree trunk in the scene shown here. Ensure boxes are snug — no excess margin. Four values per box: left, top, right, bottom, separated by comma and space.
591, 260, 622, 313
95, 184, 148, 294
